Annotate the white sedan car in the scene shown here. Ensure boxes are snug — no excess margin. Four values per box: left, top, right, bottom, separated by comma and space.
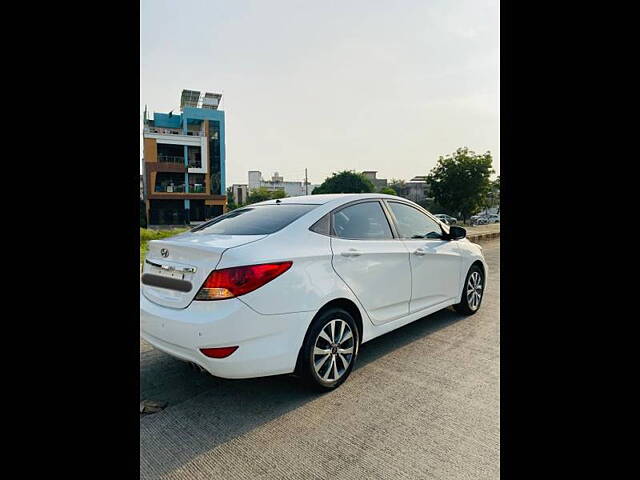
140, 194, 488, 391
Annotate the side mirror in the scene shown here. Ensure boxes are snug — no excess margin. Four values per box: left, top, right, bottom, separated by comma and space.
446, 225, 466, 241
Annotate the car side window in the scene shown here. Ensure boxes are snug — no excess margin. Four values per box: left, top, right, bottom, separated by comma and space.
387, 202, 443, 239
332, 201, 393, 240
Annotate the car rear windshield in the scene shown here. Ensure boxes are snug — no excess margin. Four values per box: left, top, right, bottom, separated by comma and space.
191, 204, 318, 235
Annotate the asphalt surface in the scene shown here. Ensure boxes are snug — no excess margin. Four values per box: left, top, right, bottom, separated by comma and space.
140, 239, 500, 479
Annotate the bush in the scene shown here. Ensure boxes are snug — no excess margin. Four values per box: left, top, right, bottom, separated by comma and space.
140, 227, 189, 263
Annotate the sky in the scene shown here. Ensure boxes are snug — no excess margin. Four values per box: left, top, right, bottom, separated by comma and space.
140, 0, 499, 186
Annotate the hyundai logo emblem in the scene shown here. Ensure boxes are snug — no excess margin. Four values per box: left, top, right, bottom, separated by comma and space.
160, 248, 169, 258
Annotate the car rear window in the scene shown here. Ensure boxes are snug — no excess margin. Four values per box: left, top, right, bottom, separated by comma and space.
191, 204, 318, 235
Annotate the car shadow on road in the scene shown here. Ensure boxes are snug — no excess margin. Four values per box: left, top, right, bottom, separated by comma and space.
355, 307, 466, 370
140, 307, 467, 479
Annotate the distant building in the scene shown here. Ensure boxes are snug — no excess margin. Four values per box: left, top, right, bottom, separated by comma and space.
142, 89, 227, 226
248, 171, 317, 197
230, 184, 249, 205
405, 179, 427, 202
391, 176, 429, 203
361, 171, 388, 191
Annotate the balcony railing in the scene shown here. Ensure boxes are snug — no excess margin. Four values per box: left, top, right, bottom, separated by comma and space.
156, 184, 186, 193
154, 184, 206, 193
157, 155, 185, 165
145, 126, 205, 137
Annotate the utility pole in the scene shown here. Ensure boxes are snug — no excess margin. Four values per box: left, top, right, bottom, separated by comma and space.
305, 168, 308, 195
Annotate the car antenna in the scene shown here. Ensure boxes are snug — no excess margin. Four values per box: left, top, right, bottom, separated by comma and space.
275, 199, 281, 204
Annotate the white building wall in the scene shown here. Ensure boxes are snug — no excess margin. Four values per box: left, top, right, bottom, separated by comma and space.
144, 132, 202, 146
247, 170, 317, 197
248, 171, 262, 190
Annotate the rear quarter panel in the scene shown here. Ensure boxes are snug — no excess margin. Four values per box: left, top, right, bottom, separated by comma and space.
216, 225, 362, 316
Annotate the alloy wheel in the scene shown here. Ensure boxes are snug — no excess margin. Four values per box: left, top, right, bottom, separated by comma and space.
313, 319, 354, 382
466, 271, 483, 311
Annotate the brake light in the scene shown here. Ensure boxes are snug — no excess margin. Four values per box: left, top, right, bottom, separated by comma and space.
195, 261, 293, 300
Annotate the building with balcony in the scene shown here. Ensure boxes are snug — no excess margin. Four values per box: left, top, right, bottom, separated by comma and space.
142, 89, 227, 226
248, 171, 317, 197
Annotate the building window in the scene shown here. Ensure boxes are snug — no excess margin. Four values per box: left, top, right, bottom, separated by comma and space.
157, 144, 184, 165
187, 146, 201, 168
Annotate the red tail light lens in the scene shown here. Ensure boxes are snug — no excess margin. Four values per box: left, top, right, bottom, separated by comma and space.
200, 346, 238, 358
195, 261, 293, 300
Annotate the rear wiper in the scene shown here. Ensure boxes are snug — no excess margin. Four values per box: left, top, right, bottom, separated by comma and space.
411, 234, 426, 239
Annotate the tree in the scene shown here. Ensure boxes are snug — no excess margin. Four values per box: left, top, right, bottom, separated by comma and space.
491, 176, 500, 206
312, 171, 375, 194
246, 187, 286, 205
379, 186, 397, 196
387, 178, 406, 195
482, 175, 500, 214
426, 147, 494, 223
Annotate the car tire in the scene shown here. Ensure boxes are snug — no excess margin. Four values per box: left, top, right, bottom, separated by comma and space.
296, 307, 360, 392
453, 264, 485, 315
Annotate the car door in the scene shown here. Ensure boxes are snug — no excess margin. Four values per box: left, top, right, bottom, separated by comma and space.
330, 200, 411, 325
385, 201, 462, 314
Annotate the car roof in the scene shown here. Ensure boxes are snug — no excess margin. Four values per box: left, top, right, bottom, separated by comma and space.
252, 193, 402, 206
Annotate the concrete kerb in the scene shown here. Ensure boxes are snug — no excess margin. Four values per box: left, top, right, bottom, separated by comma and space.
467, 231, 500, 243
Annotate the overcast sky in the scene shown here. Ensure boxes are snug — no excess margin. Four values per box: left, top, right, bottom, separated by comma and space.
140, 0, 499, 186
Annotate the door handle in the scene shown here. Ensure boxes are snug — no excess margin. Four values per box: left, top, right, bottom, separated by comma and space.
341, 249, 361, 257
414, 248, 427, 256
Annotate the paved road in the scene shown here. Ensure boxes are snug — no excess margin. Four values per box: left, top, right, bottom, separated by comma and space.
140, 239, 500, 480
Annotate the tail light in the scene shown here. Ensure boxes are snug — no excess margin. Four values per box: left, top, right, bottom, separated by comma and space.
195, 261, 293, 301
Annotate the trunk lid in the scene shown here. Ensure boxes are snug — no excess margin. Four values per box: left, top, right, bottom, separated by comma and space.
141, 231, 267, 309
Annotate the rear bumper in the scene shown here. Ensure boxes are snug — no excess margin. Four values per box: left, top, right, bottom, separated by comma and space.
140, 290, 313, 379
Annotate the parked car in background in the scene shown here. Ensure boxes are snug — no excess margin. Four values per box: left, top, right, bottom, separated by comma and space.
434, 214, 457, 225
470, 213, 500, 225
470, 214, 487, 225
140, 194, 488, 391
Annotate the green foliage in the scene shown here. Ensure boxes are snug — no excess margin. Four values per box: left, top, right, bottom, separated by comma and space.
426, 147, 494, 222
226, 187, 239, 211
246, 187, 286, 205
387, 179, 407, 197
388, 178, 405, 189
483, 175, 500, 211
140, 200, 147, 228
312, 171, 375, 194
379, 186, 397, 196
140, 227, 189, 264
420, 198, 454, 216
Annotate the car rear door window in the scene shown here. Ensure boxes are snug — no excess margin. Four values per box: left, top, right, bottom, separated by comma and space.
192, 204, 317, 235
331, 201, 393, 240
387, 202, 443, 239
